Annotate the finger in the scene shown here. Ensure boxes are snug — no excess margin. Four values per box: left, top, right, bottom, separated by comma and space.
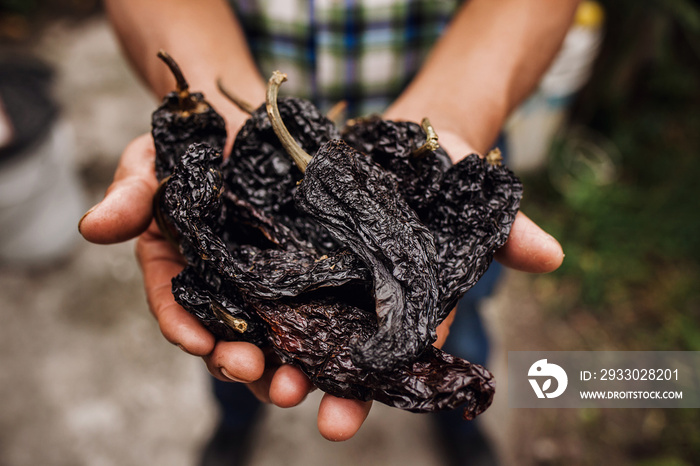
495, 211, 564, 273
434, 307, 457, 349
204, 340, 266, 384
317, 394, 372, 442
246, 367, 276, 403
136, 228, 216, 356
269, 365, 314, 408
79, 134, 158, 244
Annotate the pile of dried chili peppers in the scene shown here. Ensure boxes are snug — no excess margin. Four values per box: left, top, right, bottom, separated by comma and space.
151, 51, 522, 420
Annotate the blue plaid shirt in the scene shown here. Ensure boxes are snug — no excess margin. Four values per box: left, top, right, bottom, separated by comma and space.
229, 0, 462, 117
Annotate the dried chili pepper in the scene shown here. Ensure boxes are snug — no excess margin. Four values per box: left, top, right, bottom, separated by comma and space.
173, 264, 268, 346
223, 97, 339, 213
341, 115, 452, 215
266, 71, 441, 372
151, 50, 227, 181
340, 116, 522, 321
426, 149, 522, 319
217, 80, 342, 253
253, 296, 494, 419
158, 143, 370, 303
155, 142, 372, 350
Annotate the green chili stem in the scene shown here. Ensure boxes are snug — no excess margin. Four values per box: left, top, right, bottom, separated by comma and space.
266, 71, 312, 173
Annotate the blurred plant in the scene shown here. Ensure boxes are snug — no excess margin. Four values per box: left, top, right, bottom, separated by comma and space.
524, 0, 700, 338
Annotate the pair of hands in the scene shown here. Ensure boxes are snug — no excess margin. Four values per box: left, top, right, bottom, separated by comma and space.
79, 128, 564, 441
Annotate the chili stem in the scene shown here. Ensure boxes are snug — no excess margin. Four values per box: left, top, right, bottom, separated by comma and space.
211, 301, 248, 333
157, 49, 189, 94
157, 49, 206, 114
217, 78, 256, 115
485, 148, 503, 166
412, 118, 440, 158
326, 100, 348, 123
266, 71, 313, 172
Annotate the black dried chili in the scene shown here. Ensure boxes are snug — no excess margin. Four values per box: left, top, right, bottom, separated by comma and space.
341, 115, 452, 215
266, 71, 441, 372
151, 50, 227, 181
252, 296, 494, 419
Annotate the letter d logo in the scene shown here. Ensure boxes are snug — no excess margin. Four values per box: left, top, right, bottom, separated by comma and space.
528, 359, 568, 399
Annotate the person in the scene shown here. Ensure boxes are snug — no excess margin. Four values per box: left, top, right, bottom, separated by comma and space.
79, 0, 575, 457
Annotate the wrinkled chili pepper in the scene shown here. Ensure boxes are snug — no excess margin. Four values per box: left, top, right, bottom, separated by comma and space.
173, 263, 268, 346
427, 149, 522, 319
252, 296, 494, 419
151, 50, 227, 181
158, 143, 370, 302
156, 140, 495, 419
341, 116, 523, 321
266, 71, 441, 372
217, 80, 342, 253
341, 115, 452, 215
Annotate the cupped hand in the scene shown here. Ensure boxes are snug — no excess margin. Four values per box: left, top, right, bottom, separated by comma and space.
78, 129, 562, 442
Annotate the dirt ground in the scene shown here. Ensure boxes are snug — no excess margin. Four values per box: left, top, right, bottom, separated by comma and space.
0, 16, 559, 466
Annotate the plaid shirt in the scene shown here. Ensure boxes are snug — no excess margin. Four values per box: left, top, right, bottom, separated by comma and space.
230, 0, 461, 118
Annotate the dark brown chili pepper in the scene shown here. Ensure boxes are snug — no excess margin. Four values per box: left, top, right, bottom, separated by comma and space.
341, 115, 452, 215
158, 143, 370, 302
426, 148, 522, 319
173, 264, 268, 346
340, 116, 522, 321
266, 71, 441, 372
151, 50, 227, 181
252, 295, 494, 420
217, 80, 342, 253
157, 142, 371, 345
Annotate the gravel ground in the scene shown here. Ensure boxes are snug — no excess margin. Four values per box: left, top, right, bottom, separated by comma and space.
0, 16, 528, 466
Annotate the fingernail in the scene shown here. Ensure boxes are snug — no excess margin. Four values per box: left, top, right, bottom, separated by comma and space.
176, 343, 193, 355
78, 205, 97, 234
220, 367, 245, 383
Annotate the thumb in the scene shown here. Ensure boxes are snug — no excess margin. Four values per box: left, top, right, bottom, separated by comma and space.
79, 134, 158, 244
495, 211, 564, 273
